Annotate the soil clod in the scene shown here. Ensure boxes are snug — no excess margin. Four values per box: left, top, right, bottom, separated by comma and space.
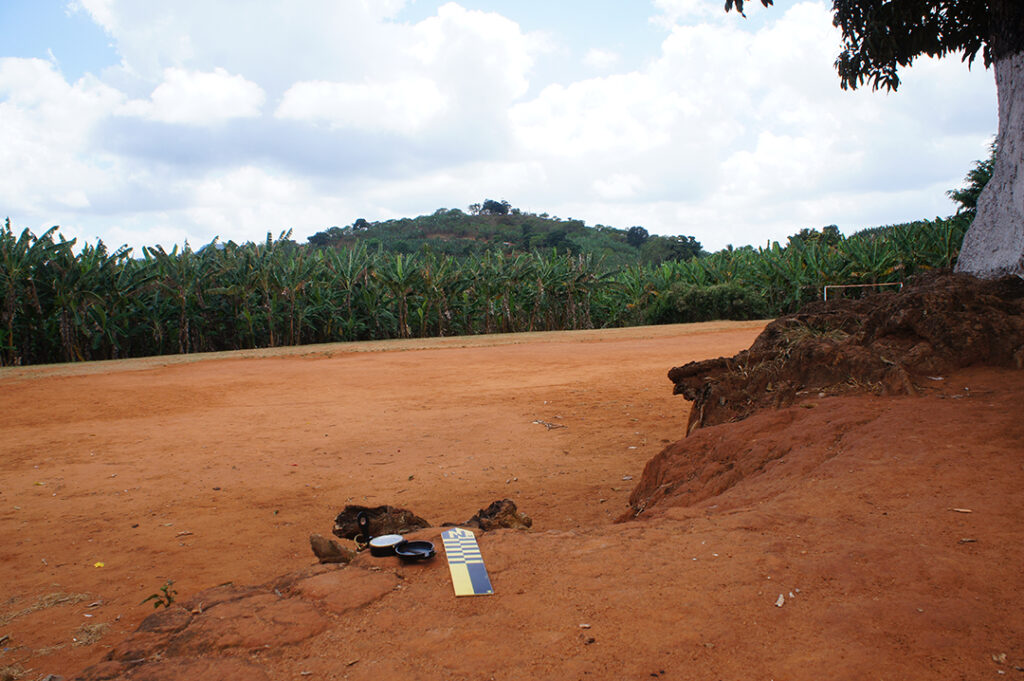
332, 505, 430, 540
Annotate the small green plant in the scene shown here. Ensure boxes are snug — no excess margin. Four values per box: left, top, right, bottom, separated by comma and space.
141, 580, 177, 609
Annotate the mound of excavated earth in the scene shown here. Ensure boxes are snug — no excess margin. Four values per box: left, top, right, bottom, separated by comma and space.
668, 272, 1024, 434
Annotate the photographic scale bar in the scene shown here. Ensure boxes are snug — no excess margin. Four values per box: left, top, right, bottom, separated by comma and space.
441, 527, 494, 597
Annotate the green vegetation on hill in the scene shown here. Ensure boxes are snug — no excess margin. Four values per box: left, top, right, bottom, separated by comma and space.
305, 202, 703, 267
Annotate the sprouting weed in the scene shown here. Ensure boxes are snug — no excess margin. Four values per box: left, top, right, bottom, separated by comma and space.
141, 580, 177, 609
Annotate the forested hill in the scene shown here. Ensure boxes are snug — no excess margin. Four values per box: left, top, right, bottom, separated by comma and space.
306, 200, 703, 267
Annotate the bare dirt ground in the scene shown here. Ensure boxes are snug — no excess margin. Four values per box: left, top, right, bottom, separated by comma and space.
1, 320, 1022, 680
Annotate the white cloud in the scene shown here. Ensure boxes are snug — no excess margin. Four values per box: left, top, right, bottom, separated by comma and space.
358, 159, 547, 214
0, 58, 124, 214
652, 0, 726, 26
118, 67, 264, 125
277, 78, 446, 133
0, 1, 997, 255
505, 1, 994, 249
70, 0, 116, 33
71, 1, 413, 90
186, 166, 321, 239
409, 3, 539, 109
593, 174, 645, 200
583, 48, 621, 70
512, 73, 694, 156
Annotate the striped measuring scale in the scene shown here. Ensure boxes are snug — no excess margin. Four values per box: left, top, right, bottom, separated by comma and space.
441, 527, 494, 597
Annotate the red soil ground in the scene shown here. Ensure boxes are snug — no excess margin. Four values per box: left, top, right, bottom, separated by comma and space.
1, 320, 1021, 680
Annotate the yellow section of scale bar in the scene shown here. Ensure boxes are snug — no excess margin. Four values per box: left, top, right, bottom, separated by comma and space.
447, 561, 475, 597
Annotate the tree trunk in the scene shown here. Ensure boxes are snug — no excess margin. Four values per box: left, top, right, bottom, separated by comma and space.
955, 49, 1024, 278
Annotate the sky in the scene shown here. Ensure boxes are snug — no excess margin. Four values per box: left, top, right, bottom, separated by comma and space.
0, 0, 997, 254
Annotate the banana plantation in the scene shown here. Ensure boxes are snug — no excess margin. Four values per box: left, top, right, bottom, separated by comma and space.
0, 215, 969, 366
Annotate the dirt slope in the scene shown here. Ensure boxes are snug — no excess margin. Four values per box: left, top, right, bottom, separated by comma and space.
1, 319, 1022, 680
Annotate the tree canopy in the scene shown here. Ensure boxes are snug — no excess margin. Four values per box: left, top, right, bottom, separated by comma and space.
626, 226, 650, 248
947, 142, 996, 219
727, 0, 1020, 91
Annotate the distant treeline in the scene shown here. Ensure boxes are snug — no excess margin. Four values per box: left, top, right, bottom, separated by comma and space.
0, 213, 969, 367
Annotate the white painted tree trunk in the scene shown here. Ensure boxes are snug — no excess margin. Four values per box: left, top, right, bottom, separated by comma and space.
955, 50, 1024, 279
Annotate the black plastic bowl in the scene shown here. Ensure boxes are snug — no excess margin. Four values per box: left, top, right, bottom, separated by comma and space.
394, 540, 436, 561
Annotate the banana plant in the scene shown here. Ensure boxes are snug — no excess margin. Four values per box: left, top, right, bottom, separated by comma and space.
374, 252, 422, 338
0, 222, 61, 365
840, 234, 900, 285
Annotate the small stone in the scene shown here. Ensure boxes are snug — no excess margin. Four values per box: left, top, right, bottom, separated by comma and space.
775, 594, 785, 607
622, 475, 633, 481
309, 534, 355, 564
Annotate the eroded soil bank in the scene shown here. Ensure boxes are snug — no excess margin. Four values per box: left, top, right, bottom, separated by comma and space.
668, 272, 1024, 434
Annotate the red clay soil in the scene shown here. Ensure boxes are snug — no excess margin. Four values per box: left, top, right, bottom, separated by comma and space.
1, 319, 1022, 680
